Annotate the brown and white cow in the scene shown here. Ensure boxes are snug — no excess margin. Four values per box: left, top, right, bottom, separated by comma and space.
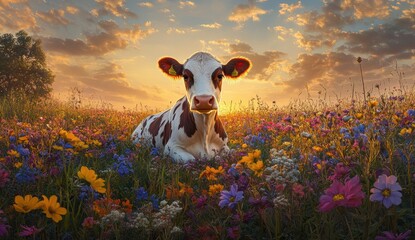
132, 52, 251, 162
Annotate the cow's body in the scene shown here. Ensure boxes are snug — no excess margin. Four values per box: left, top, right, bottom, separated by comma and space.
132, 52, 251, 162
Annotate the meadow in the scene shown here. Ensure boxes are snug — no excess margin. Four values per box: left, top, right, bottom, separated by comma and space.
0, 90, 414, 240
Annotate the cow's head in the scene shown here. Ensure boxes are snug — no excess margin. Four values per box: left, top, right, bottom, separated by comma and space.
158, 52, 251, 114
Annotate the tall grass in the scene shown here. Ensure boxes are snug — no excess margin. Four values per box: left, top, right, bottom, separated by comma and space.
0, 86, 414, 239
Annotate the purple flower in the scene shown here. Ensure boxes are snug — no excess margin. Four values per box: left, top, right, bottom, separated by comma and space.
370, 174, 402, 208
219, 184, 244, 209
375, 230, 411, 240
0, 168, 10, 188
18, 225, 42, 237
0, 211, 10, 237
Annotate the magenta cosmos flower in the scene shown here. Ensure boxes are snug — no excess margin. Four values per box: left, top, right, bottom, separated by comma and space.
318, 175, 365, 212
370, 174, 402, 208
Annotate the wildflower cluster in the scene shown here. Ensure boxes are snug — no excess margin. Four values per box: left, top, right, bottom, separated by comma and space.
0, 94, 414, 239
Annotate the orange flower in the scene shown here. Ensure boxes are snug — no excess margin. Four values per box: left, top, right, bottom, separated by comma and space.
7, 149, 20, 158
13, 195, 43, 213
248, 160, 264, 176
209, 184, 224, 196
40, 195, 67, 223
199, 166, 224, 181
90, 178, 106, 194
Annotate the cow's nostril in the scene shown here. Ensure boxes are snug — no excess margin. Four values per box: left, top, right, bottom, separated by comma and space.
195, 98, 200, 105
209, 97, 214, 106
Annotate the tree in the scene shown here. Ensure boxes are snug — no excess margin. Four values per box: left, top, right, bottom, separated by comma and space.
0, 30, 54, 100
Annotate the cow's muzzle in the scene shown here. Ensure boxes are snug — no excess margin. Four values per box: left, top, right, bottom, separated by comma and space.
191, 95, 217, 114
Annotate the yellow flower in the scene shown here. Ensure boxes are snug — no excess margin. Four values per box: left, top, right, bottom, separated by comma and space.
13, 195, 43, 213
7, 149, 20, 158
248, 160, 264, 176
238, 149, 261, 164
241, 143, 248, 149
355, 113, 363, 120
199, 166, 224, 181
368, 100, 378, 108
209, 184, 224, 196
14, 162, 23, 168
18, 136, 29, 144
90, 178, 106, 193
399, 128, 412, 136
282, 141, 291, 147
40, 195, 67, 223
312, 146, 323, 152
52, 145, 64, 151
77, 166, 98, 183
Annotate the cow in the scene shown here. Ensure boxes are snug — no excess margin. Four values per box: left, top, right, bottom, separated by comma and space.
132, 52, 251, 163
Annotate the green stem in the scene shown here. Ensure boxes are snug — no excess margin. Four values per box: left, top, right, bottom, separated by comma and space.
344, 213, 355, 240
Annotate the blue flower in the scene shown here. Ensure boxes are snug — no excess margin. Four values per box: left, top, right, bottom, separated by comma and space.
150, 147, 159, 156
79, 185, 99, 201
150, 194, 159, 210
17, 145, 30, 157
136, 187, 148, 201
15, 166, 39, 184
219, 184, 244, 209
112, 154, 133, 176
407, 109, 415, 117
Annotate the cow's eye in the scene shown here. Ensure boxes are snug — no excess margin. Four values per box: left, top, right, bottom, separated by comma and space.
183, 75, 189, 81
218, 74, 224, 80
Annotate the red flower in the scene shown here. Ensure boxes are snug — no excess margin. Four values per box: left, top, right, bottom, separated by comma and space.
318, 176, 365, 212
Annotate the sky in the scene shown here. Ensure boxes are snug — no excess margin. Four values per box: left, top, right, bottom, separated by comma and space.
1, 0, 414, 112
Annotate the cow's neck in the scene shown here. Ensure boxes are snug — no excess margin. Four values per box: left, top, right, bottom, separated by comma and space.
192, 111, 216, 155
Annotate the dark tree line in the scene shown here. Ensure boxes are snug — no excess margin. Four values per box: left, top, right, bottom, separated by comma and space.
0, 30, 54, 100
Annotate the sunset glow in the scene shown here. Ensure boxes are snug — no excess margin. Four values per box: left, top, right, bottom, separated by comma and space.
1, 0, 414, 110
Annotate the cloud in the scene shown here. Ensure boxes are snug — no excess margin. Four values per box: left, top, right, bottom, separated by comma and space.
200, 22, 222, 29
166, 27, 199, 34
293, 31, 336, 51
94, 0, 137, 19
179, 1, 195, 8
54, 62, 154, 104
41, 20, 156, 56
341, 0, 391, 19
66, 6, 79, 15
340, 10, 415, 58
273, 25, 294, 41
279, 1, 302, 15
0, 0, 37, 31
285, 52, 393, 92
36, 9, 70, 25
138, 2, 153, 8
211, 40, 286, 81
228, 0, 267, 23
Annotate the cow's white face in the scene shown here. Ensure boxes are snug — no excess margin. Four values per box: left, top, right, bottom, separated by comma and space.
158, 52, 251, 114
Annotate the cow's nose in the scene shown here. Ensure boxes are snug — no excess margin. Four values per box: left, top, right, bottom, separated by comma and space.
194, 95, 215, 110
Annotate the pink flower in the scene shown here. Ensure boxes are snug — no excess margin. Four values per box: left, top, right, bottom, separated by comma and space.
375, 230, 411, 240
18, 225, 42, 237
328, 163, 350, 181
0, 168, 10, 188
318, 176, 365, 212
292, 183, 305, 198
82, 217, 96, 228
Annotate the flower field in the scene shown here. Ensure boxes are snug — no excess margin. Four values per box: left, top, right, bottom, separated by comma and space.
0, 93, 414, 240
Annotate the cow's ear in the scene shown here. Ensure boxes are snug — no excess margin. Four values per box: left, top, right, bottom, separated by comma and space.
158, 57, 183, 78
222, 57, 251, 79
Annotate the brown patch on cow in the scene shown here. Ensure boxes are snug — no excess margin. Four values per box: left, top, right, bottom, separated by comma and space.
211, 67, 223, 91
183, 69, 194, 90
179, 99, 197, 137
214, 113, 227, 140
148, 111, 167, 146
161, 121, 172, 146
141, 118, 148, 135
